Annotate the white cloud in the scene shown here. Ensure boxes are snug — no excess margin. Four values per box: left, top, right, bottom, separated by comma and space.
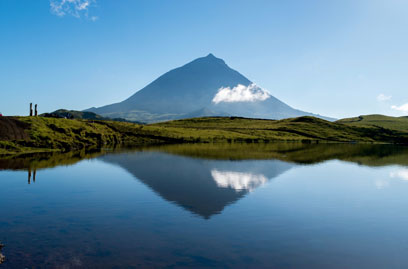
50, 0, 96, 18
377, 94, 392, 102
391, 103, 408, 113
211, 169, 268, 192
212, 83, 271, 104
390, 169, 408, 181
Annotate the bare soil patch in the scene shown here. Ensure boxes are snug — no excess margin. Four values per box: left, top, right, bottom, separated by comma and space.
0, 117, 30, 141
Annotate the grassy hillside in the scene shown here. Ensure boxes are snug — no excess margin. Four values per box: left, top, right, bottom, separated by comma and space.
1, 115, 408, 156
338, 114, 408, 132
153, 116, 408, 143
0, 117, 175, 155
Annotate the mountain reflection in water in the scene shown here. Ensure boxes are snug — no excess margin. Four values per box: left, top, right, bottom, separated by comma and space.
1, 143, 407, 219
100, 151, 293, 218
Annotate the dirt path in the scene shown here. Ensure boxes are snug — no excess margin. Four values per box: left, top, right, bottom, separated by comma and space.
0, 117, 30, 141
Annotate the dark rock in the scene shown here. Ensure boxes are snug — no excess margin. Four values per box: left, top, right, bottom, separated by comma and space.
0, 243, 5, 264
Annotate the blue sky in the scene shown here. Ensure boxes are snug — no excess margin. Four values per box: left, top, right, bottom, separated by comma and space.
1, 0, 407, 118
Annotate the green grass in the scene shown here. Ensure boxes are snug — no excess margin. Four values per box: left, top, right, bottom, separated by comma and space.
0, 117, 169, 155
153, 116, 408, 143
1, 115, 408, 156
337, 114, 408, 132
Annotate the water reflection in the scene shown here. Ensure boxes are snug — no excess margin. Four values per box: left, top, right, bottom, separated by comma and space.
1, 143, 408, 268
1, 143, 404, 218
211, 170, 268, 192
150, 143, 408, 166
98, 143, 408, 219
1, 144, 408, 218
100, 152, 293, 218
2, 143, 408, 172
28, 169, 37, 184
0, 242, 4, 265
390, 168, 408, 181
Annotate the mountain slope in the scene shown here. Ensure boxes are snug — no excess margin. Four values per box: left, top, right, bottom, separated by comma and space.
86, 54, 333, 123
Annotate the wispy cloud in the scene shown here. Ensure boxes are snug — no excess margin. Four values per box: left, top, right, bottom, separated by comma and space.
50, 0, 96, 19
377, 93, 392, 102
391, 103, 408, 113
212, 83, 271, 104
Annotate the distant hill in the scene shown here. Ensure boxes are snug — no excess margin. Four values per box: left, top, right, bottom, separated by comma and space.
41, 109, 142, 124
337, 114, 408, 132
86, 54, 334, 123
42, 109, 105, 120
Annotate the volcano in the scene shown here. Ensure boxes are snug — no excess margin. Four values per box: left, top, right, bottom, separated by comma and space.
87, 54, 333, 123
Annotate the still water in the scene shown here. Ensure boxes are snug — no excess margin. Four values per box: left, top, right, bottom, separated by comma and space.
1, 143, 408, 268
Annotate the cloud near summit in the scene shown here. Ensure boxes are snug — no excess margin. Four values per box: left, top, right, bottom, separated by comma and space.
212, 83, 271, 104
50, 0, 96, 18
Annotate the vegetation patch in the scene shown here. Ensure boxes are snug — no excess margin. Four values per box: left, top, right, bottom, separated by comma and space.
338, 114, 408, 132
0, 115, 408, 155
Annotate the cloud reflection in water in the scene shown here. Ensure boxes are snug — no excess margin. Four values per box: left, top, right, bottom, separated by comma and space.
390, 169, 408, 181
211, 169, 268, 192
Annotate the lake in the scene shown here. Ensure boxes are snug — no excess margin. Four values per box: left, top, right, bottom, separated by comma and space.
1, 143, 408, 268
